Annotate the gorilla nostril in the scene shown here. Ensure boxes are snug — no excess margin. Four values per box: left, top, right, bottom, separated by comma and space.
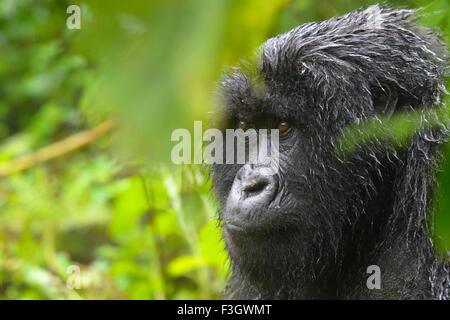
242, 179, 268, 196
241, 175, 278, 202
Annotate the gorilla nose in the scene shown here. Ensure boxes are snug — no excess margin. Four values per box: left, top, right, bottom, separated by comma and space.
224, 164, 278, 231
236, 164, 278, 204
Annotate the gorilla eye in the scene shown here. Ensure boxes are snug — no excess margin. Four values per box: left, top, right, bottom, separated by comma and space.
278, 121, 289, 133
237, 121, 248, 131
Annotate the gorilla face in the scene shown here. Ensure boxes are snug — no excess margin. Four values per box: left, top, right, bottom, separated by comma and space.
222, 117, 306, 234
211, 98, 359, 283
211, 74, 406, 298
219, 119, 325, 275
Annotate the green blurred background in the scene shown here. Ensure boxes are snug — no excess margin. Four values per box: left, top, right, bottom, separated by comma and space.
0, 0, 448, 299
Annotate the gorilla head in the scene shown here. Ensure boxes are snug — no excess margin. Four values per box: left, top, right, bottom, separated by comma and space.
210, 5, 449, 299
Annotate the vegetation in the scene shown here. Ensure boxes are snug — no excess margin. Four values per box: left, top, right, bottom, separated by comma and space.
0, 0, 448, 299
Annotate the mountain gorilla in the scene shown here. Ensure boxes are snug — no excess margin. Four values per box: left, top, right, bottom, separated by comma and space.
210, 5, 449, 299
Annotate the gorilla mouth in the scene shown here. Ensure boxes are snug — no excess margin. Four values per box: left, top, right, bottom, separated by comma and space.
223, 206, 293, 237
223, 218, 267, 237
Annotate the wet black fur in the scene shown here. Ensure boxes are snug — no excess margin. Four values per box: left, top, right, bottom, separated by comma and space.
211, 5, 449, 299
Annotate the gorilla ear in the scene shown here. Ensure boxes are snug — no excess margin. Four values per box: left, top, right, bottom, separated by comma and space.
372, 86, 398, 119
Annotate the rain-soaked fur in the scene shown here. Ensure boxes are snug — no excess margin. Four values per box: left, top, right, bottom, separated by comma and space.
211, 5, 449, 299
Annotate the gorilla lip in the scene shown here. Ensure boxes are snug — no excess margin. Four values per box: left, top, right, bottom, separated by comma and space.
224, 219, 275, 236
224, 223, 247, 234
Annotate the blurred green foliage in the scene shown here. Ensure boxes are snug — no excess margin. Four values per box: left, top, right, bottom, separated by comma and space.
0, 0, 448, 299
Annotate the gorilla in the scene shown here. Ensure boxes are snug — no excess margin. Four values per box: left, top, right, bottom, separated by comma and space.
210, 5, 449, 299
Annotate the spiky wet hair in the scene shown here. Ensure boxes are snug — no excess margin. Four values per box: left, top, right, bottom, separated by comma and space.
220, 5, 447, 125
